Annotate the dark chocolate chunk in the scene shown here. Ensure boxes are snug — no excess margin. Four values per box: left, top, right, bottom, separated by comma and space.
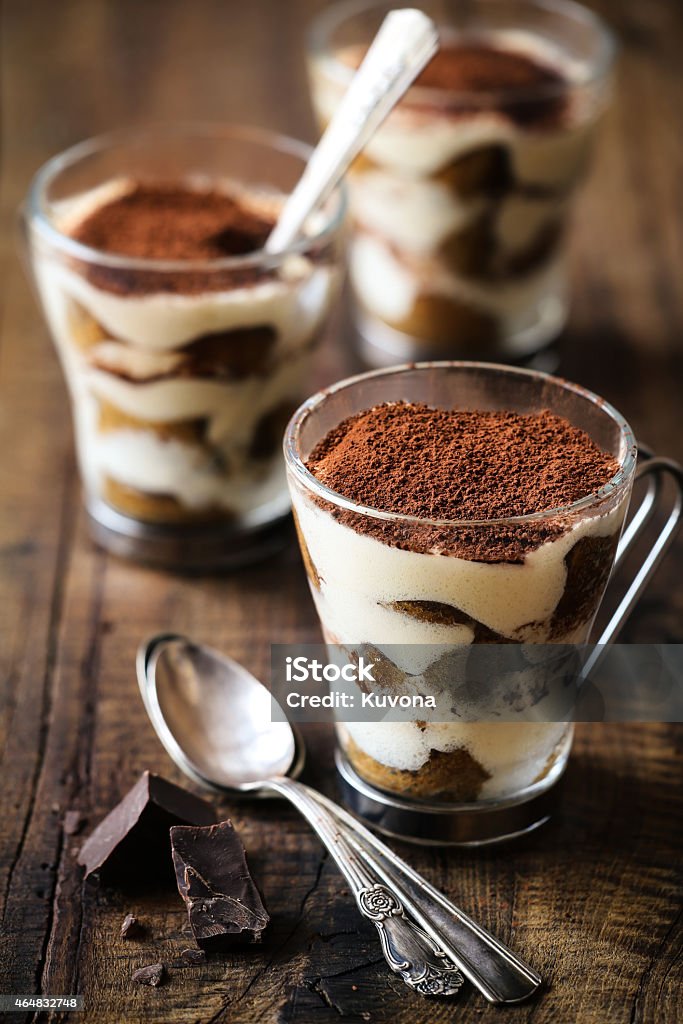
170, 821, 269, 951
120, 913, 144, 939
173, 947, 207, 967
63, 810, 86, 836
132, 963, 165, 987
77, 771, 216, 884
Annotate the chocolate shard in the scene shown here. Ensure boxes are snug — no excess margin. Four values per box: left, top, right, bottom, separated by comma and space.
63, 810, 86, 836
132, 963, 165, 987
120, 913, 144, 940
170, 821, 269, 951
77, 771, 216, 884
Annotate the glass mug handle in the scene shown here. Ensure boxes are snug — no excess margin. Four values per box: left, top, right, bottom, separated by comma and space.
584, 449, 683, 676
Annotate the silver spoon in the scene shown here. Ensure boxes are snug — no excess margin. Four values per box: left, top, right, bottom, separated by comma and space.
137, 633, 542, 1004
265, 8, 439, 254
138, 633, 463, 997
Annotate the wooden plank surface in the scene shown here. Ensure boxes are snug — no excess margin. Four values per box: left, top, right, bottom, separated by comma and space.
0, 1, 681, 1022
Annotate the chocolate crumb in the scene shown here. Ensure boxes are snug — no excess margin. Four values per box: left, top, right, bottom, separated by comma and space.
132, 962, 165, 987
173, 947, 207, 967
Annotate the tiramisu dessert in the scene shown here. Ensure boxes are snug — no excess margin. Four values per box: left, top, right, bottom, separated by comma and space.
28, 128, 342, 560
309, 0, 613, 360
288, 382, 631, 804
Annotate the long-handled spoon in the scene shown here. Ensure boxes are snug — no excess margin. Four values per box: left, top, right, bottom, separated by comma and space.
264, 7, 439, 254
137, 633, 542, 1004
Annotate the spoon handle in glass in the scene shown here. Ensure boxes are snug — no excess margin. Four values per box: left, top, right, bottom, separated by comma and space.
265, 8, 438, 254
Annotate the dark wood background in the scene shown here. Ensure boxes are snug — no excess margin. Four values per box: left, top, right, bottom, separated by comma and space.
1, 1, 681, 1022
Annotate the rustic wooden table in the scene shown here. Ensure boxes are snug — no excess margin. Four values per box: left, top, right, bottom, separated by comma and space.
1, 1, 681, 1022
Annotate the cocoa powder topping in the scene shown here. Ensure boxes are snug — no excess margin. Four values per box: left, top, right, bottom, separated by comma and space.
69, 183, 276, 296
306, 403, 620, 562
418, 42, 566, 96
420, 42, 569, 127
342, 40, 569, 128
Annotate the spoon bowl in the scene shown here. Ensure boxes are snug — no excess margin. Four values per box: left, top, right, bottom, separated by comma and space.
137, 633, 304, 793
136, 631, 541, 1004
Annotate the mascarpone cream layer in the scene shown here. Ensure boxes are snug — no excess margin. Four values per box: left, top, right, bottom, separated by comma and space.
292, 489, 624, 789
349, 170, 566, 255
349, 232, 565, 323
293, 491, 625, 646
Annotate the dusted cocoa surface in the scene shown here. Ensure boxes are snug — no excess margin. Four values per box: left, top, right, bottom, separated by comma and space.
418, 42, 569, 127
72, 183, 273, 260
306, 402, 620, 561
69, 182, 278, 295
341, 40, 570, 128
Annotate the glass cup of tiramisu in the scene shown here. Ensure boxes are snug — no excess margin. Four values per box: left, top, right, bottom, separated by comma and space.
285, 362, 638, 842
308, 0, 615, 364
24, 125, 345, 568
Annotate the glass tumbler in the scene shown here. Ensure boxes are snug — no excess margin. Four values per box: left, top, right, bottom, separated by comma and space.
23, 124, 345, 568
308, 0, 615, 366
285, 362, 681, 844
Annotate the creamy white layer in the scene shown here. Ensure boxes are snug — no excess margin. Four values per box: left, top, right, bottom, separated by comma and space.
349, 232, 565, 325
41, 253, 334, 353
292, 488, 626, 792
349, 170, 566, 257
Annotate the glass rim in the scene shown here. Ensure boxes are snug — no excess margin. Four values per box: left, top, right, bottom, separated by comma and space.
284, 361, 638, 528
26, 121, 347, 272
308, 0, 616, 106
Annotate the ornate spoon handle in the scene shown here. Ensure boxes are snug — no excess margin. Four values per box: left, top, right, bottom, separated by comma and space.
310, 788, 542, 1005
266, 777, 463, 997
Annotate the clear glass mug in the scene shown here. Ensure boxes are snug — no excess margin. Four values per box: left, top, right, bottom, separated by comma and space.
23, 124, 346, 569
308, 0, 615, 366
284, 363, 682, 843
